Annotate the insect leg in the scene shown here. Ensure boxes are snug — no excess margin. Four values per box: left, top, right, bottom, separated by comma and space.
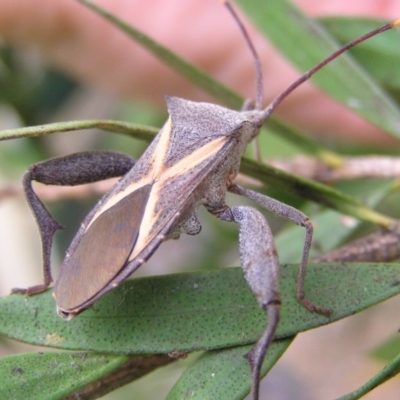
13, 151, 136, 295
215, 205, 280, 400
228, 183, 331, 316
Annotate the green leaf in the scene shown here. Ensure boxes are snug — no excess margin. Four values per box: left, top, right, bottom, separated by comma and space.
235, 0, 400, 138
337, 352, 400, 400
76, 0, 242, 110
241, 158, 394, 227
265, 118, 343, 166
2, 121, 391, 228
0, 120, 157, 142
0, 352, 129, 400
167, 339, 293, 400
73, 0, 347, 165
320, 17, 400, 91
370, 336, 400, 363
1, 264, 399, 352
276, 179, 396, 263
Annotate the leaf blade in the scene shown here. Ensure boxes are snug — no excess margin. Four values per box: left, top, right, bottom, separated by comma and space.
236, 0, 400, 138
0, 352, 129, 400
167, 339, 293, 400
0, 264, 399, 353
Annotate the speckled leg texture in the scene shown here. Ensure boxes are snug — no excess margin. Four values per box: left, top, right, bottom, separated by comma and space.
229, 184, 331, 316
13, 151, 136, 294
216, 204, 280, 400
215, 184, 331, 399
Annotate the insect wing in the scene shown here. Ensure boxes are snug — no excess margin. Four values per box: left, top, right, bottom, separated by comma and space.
54, 183, 151, 311
54, 112, 235, 314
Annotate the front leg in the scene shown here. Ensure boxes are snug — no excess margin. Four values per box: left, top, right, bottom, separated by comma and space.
229, 184, 331, 316
215, 205, 280, 400
13, 151, 136, 295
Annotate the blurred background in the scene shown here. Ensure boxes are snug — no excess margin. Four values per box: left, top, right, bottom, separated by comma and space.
1, 0, 400, 399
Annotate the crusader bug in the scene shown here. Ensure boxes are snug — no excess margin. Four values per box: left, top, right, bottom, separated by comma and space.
12, 1, 400, 399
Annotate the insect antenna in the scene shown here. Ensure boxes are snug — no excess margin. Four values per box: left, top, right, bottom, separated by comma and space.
222, 0, 265, 161
261, 18, 400, 123
222, 0, 264, 111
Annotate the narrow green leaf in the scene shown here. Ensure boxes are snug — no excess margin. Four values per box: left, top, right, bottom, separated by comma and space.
0, 121, 393, 228
167, 339, 293, 400
241, 158, 394, 227
337, 352, 400, 400
370, 336, 400, 363
276, 179, 396, 263
73, 0, 346, 162
265, 118, 343, 167
2, 120, 388, 228
0, 120, 157, 142
0, 114, 344, 173
235, 0, 400, 138
0, 264, 399, 353
0, 352, 129, 400
76, 0, 242, 109
320, 17, 400, 91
